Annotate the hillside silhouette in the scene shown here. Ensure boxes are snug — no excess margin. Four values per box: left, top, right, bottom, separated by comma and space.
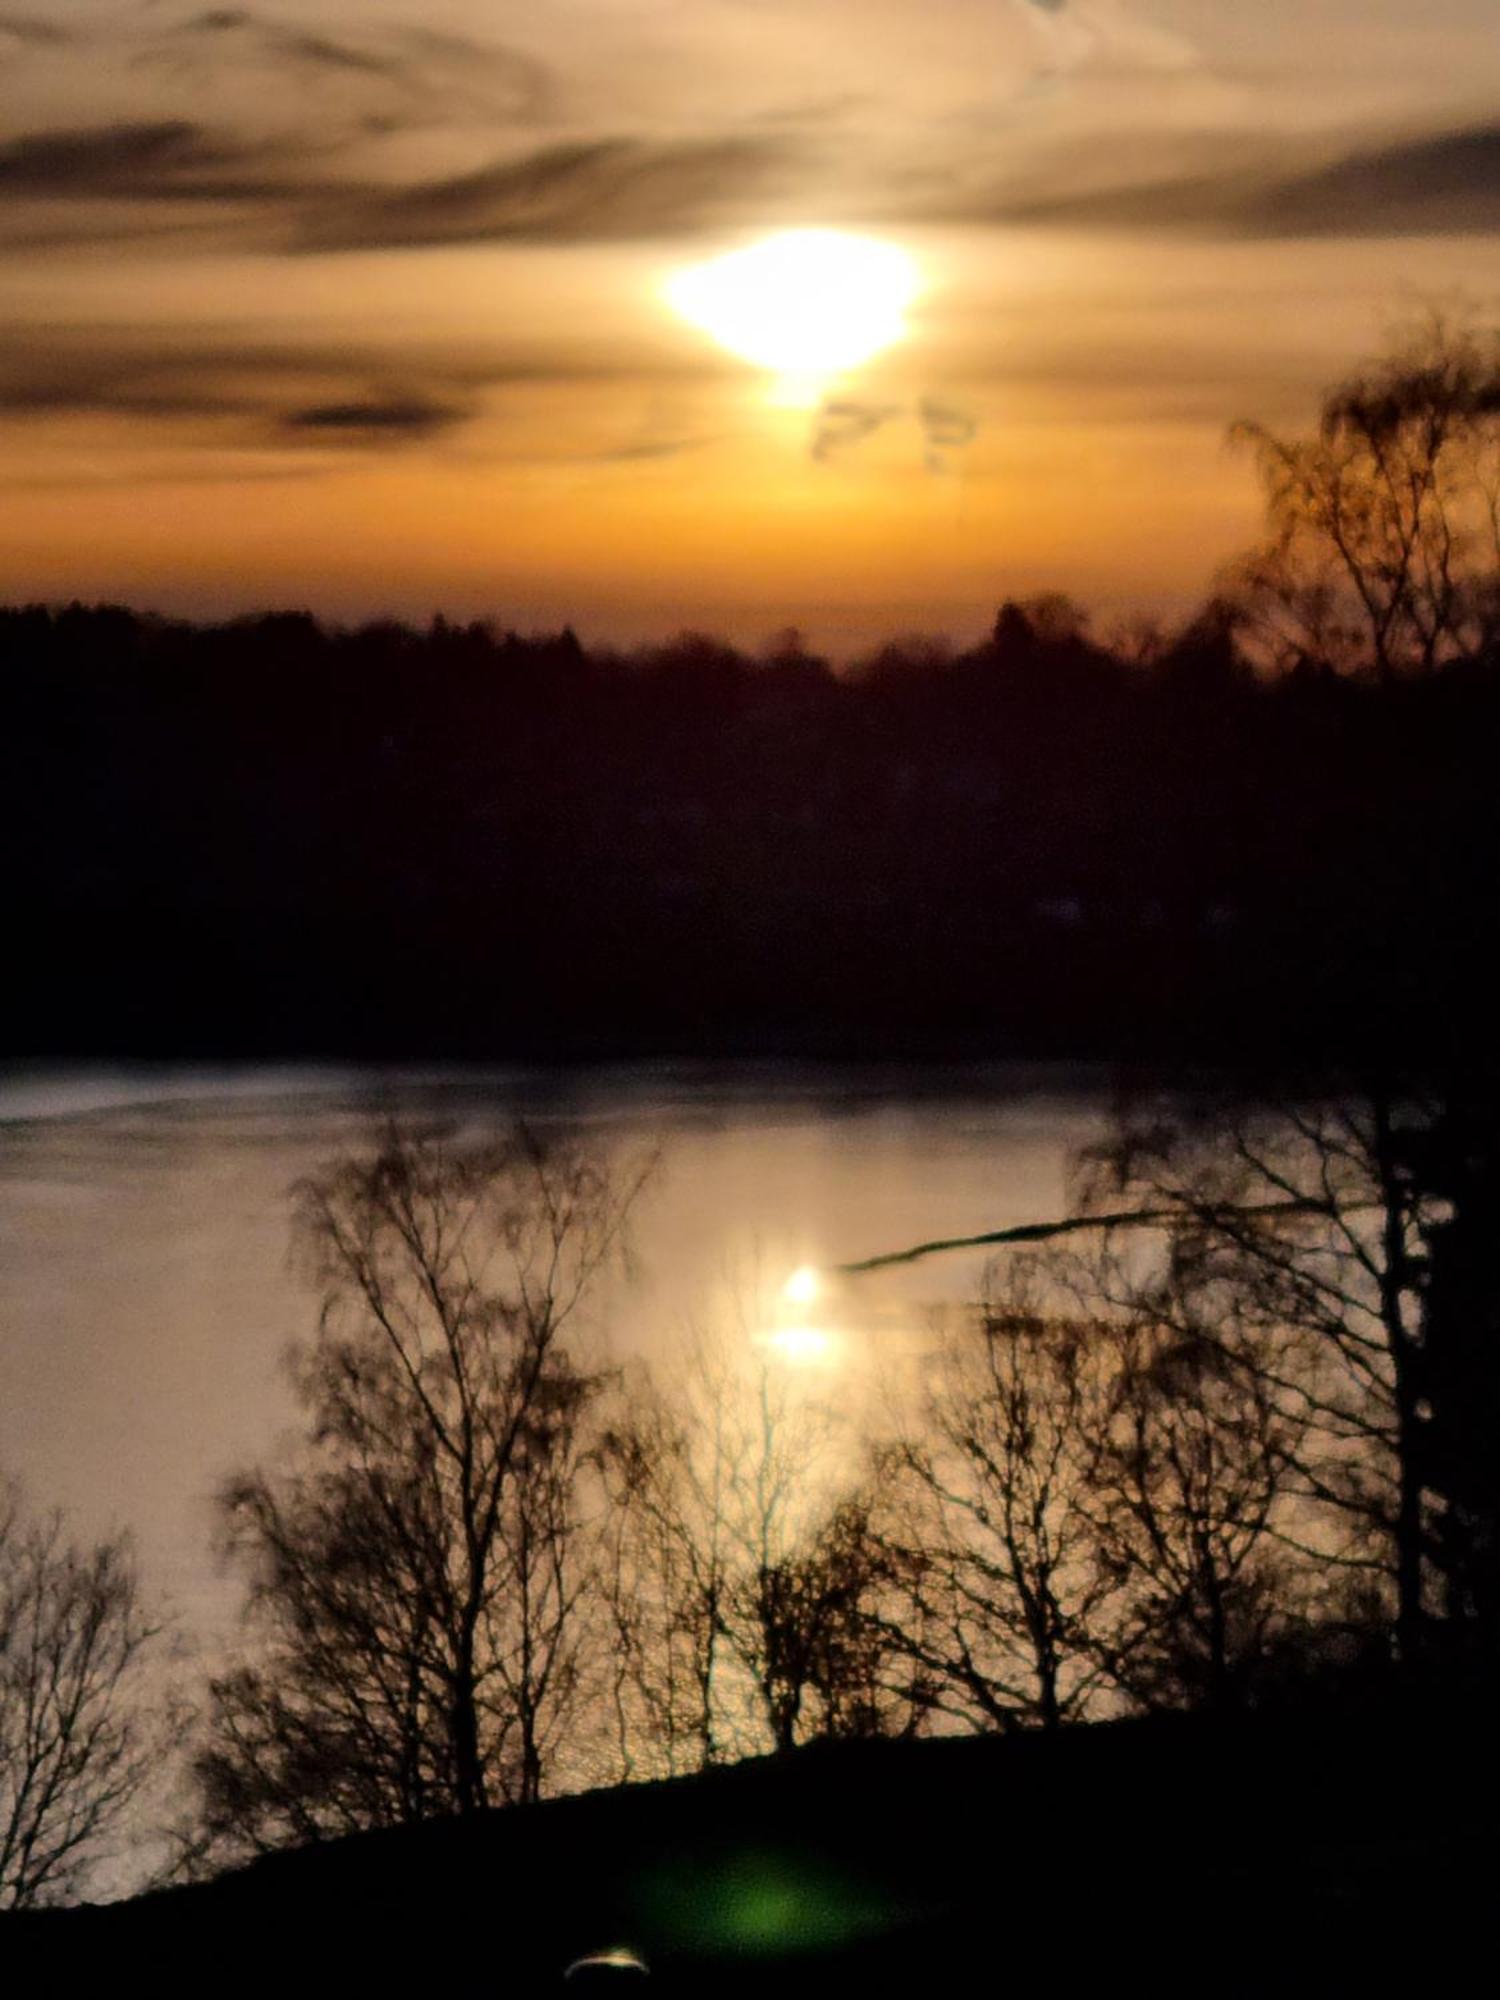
3, 1697, 1486, 1994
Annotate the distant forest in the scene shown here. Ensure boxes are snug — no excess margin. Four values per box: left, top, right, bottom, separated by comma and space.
2, 592, 1492, 1063
7, 321, 1500, 1063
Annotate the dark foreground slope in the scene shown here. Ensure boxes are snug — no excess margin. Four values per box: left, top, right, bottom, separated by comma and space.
4, 1700, 1491, 1997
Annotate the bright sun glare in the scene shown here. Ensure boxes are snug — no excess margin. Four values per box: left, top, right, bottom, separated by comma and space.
762, 1266, 834, 1366
782, 1265, 821, 1308
665, 229, 920, 391
766, 1324, 834, 1365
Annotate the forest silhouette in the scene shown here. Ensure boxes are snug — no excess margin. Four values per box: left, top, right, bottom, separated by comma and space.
4, 582, 1495, 1064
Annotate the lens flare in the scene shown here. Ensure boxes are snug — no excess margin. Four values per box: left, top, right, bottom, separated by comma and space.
564, 1947, 648, 1979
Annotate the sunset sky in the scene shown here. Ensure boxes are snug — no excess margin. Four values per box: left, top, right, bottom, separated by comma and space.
2, 1, 1498, 647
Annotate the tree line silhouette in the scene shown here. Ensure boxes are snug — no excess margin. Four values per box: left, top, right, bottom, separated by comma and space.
6, 317, 1499, 1065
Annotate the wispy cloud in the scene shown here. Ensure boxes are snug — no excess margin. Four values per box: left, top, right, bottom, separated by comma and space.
3, 7, 1494, 260
811, 398, 901, 463
134, 9, 552, 124
0, 11, 69, 46
0, 115, 352, 225
1011, 0, 1200, 77
0, 324, 736, 464
0, 332, 483, 447
179, 12, 402, 79
0, 106, 817, 253
296, 131, 811, 251
0, 120, 237, 195
1254, 124, 1500, 236
975, 121, 1500, 237
918, 396, 978, 473
811, 394, 979, 471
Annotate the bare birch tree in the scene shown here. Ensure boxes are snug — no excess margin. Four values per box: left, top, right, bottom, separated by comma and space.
1084, 1311, 1311, 1710
599, 1293, 915, 1771
1075, 1089, 1441, 1666
1, 1480, 160, 1907
192, 1124, 647, 1861
874, 1277, 1117, 1732
1232, 314, 1500, 677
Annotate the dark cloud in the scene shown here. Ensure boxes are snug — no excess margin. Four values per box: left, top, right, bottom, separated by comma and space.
810, 395, 979, 472
0, 119, 323, 204
918, 396, 978, 473
0, 335, 479, 449
13, 105, 1491, 268
976, 123, 1500, 237
0, 362, 253, 421
0, 116, 800, 255
0, 326, 713, 446
296, 132, 805, 251
0, 340, 295, 422
811, 398, 901, 463
0, 122, 216, 193
1257, 125, 1500, 235
593, 436, 703, 465
283, 396, 467, 440
0, 12, 68, 44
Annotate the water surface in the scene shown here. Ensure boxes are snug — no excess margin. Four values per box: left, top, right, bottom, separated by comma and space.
0, 1063, 1106, 1644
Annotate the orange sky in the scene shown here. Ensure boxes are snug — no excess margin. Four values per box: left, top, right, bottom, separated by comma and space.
2, 3, 1498, 647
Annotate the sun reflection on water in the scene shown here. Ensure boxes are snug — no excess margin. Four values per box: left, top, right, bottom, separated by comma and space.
764, 1322, 834, 1365
753, 1264, 838, 1365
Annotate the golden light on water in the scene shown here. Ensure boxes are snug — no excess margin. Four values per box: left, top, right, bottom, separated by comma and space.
758, 1265, 836, 1365
765, 1323, 835, 1365
664, 230, 920, 401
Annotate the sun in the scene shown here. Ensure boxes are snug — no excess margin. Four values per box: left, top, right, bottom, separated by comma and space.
782, 1265, 821, 1308
665, 229, 920, 388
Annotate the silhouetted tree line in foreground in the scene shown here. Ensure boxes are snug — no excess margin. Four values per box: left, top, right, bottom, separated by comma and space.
7, 1071, 1497, 1903
6, 320, 1500, 1062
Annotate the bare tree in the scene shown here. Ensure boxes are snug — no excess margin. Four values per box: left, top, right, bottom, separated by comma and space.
599, 1293, 915, 1772
1231, 314, 1500, 678
1075, 1084, 1489, 1670
728, 1487, 920, 1753
846, 1072, 1499, 1683
193, 1124, 647, 1861
597, 1370, 732, 1777
1084, 1310, 1311, 1711
875, 1276, 1117, 1733
1, 1479, 160, 1908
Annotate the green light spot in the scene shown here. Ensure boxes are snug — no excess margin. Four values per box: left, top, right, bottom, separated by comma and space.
631, 1844, 899, 1960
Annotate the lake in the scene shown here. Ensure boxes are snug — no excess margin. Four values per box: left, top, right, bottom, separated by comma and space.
0, 1063, 1107, 1649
